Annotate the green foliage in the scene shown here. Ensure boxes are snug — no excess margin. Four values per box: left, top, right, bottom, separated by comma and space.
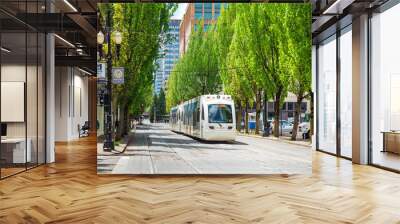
152, 3, 310, 137
285, 4, 312, 98
105, 3, 176, 117
166, 21, 221, 111
151, 89, 167, 121
158, 89, 166, 116
99, 3, 176, 137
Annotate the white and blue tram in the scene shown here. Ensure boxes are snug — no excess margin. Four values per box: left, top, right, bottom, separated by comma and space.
170, 95, 236, 141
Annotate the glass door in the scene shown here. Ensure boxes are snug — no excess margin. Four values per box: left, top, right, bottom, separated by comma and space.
370, 3, 400, 171
339, 26, 352, 158
317, 34, 337, 154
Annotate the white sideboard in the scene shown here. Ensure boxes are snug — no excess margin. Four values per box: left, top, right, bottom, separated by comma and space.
1, 138, 32, 163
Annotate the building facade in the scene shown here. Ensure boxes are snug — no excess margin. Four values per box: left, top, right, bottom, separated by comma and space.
154, 19, 180, 95
179, 3, 225, 56
312, 0, 400, 172
266, 93, 311, 122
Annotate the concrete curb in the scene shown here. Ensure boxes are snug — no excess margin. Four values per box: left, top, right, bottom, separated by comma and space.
97, 130, 136, 156
237, 133, 311, 147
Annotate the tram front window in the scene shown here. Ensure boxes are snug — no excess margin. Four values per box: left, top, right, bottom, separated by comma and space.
208, 104, 233, 123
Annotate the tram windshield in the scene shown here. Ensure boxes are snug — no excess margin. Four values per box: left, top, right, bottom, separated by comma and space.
208, 104, 233, 123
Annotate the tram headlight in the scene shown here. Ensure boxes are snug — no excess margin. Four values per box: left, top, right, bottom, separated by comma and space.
209, 126, 215, 129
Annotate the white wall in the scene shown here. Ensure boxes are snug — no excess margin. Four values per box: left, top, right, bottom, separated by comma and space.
55, 67, 89, 141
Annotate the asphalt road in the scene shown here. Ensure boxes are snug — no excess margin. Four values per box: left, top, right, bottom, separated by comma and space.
97, 124, 311, 174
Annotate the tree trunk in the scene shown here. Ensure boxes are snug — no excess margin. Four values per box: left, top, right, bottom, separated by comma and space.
245, 100, 249, 134
255, 90, 261, 135
122, 105, 129, 135
236, 101, 242, 132
115, 104, 121, 140
263, 90, 270, 136
116, 103, 125, 140
273, 91, 282, 138
291, 96, 303, 140
118, 101, 131, 139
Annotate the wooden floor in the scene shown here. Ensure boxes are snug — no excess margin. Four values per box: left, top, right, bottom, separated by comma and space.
1, 135, 400, 223
373, 151, 400, 171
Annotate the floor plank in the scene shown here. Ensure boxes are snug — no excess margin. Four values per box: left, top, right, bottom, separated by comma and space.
0, 133, 400, 223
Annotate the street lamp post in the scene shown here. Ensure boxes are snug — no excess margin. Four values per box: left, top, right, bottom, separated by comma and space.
98, 7, 122, 152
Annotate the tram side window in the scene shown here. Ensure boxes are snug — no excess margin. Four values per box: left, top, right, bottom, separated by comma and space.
201, 106, 204, 120
183, 109, 186, 125
197, 107, 200, 122
185, 109, 188, 125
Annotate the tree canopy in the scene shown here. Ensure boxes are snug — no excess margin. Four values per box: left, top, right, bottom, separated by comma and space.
99, 3, 177, 137
165, 3, 311, 137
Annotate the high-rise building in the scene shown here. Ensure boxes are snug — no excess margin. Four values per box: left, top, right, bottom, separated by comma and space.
179, 3, 226, 56
154, 19, 181, 95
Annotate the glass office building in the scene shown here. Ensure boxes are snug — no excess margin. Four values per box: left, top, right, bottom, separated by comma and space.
313, 0, 400, 171
180, 3, 226, 55
154, 19, 180, 95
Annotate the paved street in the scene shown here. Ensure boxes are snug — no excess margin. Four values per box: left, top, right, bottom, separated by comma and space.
97, 124, 311, 174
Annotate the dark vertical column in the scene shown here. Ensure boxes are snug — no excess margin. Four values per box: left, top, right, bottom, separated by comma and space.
336, 28, 341, 157
315, 45, 319, 150
36, 0, 39, 167
0, 18, 2, 179
104, 6, 114, 151
367, 12, 373, 165
25, 1, 28, 170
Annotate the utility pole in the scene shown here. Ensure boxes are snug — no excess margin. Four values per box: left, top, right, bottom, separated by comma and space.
103, 7, 114, 151
97, 5, 122, 152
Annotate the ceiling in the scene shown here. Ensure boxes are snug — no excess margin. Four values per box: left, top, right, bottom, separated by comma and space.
0, 0, 97, 74
311, 0, 390, 42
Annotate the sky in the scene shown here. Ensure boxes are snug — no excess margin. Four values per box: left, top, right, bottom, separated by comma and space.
171, 3, 188, 20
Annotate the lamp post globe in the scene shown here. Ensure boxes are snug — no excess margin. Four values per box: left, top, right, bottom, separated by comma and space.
97, 31, 105, 45
114, 31, 122, 45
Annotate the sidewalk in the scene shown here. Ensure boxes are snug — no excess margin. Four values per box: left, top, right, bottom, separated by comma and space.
97, 129, 136, 156
237, 132, 312, 147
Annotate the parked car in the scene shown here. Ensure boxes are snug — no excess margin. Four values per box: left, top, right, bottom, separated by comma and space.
298, 122, 310, 139
270, 120, 293, 135
270, 120, 310, 138
298, 122, 310, 134
288, 122, 310, 138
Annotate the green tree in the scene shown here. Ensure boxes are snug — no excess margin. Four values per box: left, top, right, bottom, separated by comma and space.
225, 5, 263, 134
166, 3, 311, 139
166, 21, 220, 111
216, 5, 243, 131
158, 89, 166, 117
246, 4, 291, 137
101, 3, 176, 139
285, 5, 312, 140
150, 93, 158, 122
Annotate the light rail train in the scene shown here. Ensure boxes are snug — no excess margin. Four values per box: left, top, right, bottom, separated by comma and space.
170, 95, 236, 141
